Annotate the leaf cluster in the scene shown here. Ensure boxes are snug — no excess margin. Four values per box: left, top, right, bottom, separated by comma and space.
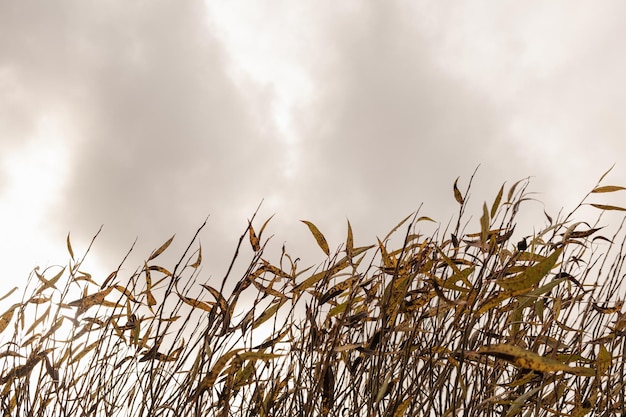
2, 170, 626, 416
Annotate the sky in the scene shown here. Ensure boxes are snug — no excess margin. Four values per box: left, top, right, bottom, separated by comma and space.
1, 1, 626, 298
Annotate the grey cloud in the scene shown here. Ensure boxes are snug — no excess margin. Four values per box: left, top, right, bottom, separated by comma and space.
282, 3, 537, 245
9, 1, 288, 274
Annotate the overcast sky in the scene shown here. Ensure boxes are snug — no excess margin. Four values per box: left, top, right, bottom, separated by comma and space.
2, 1, 625, 297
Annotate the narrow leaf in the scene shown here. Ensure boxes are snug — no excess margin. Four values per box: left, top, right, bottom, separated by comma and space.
248, 220, 260, 252
592, 185, 626, 193
301, 220, 330, 256
590, 203, 626, 212
0, 287, 18, 302
496, 248, 563, 291
148, 234, 175, 261
490, 183, 505, 218
346, 220, 354, 261
453, 177, 464, 204
66, 233, 74, 260
189, 245, 202, 268
478, 344, 594, 376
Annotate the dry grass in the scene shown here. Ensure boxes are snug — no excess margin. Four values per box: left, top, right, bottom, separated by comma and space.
2, 170, 626, 416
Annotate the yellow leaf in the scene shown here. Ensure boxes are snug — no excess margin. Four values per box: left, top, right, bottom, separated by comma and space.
238, 351, 283, 361
0, 305, 18, 334
200, 284, 228, 312
597, 344, 611, 376
328, 300, 349, 317
507, 178, 526, 203
394, 397, 413, 417
496, 247, 563, 291
25, 305, 51, 335
301, 220, 330, 256
490, 183, 505, 218
248, 220, 260, 251
68, 287, 115, 315
478, 344, 594, 376
70, 340, 99, 364
480, 203, 490, 246
148, 234, 175, 261
114, 285, 136, 302
192, 349, 243, 398
253, 300, 284, 328
178, 294, 214, 312
383, 213, 414, 242
346, 220, 354, 261
189, 245, 202, 268
146, 291, 157, 307
294, 258, 350, 295
36, 267, 65, 293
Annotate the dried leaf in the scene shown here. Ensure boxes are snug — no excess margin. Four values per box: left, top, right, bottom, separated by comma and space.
0, 305, 18, 334
68, 287, 115, 315
238, 351, 283, 361
453, 177, 464, 204
598, 164, 615, 184
0, 287, 18, 302
189, 245, 202, 268
590, 203, 626, 212
597, 344, 611, 376
496, 247, 563, 291
383, 213, 414, 242
35, 267, 65, 294
200, 284, 228, 312
346, 220, 354, 261
507, 178, 526, 203
178, 294, 214, 312
301, 220, 330, 256
67, 232, 75, 260
480, 203, 490, 246
69, 340, 99, 364
148, 235, 175, 261
592, 185, 626, 193
192, 349, 243, 398
478, 344, 594, 376
491, 183, 505, 218
253, 300, 284, 328
248, 220, 260, 252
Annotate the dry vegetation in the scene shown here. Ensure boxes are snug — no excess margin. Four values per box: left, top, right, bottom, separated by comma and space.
3, 169, 626, 416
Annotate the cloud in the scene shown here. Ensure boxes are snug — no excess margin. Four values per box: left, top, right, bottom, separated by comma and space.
0, 1, 288, 278
2, 1, 626, 292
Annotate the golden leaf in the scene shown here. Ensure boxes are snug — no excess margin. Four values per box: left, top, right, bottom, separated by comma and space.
301, 220, 330, 256
496, 247, 563, 291
478, 344, 594, 376
148, 234, 175, 261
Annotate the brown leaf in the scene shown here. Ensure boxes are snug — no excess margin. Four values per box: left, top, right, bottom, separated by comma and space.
248, 221, 260, 252
591, 185, 626, 193
453, 177, 464, 204
67, 232, 75, 260
590, 203, 626, 212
